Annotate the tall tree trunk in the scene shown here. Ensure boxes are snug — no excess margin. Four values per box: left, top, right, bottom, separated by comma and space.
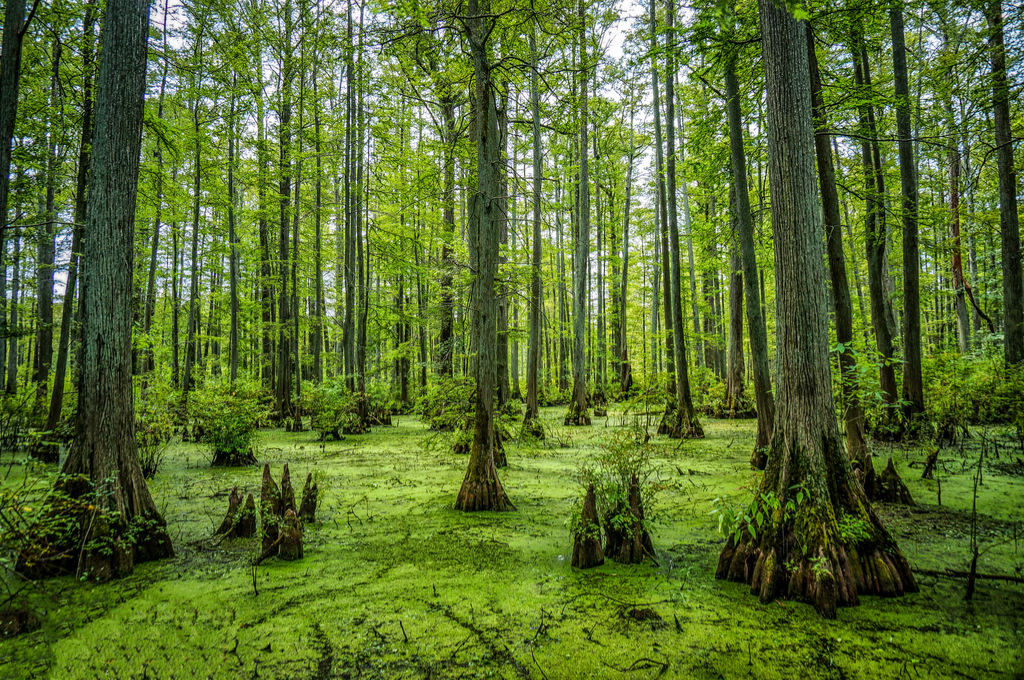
806, 27, 868, 463
650, 0, 675, 434
35, 40, 61, 405
985, 0, 1023, 364
225, 80, 240, 383
47, 0, 96, 432
182, 110, 202, 402
496, 93, 510, 407
524, 30, 544, 435
455, 0, 514, 511
717, 5, 915, 619
724, 44, 775, 463
664, 0, 701, 438
724, 188, 745, 416
276, 0, 295, 421
851, 30, 898, 418
566, 5, 591, 427
890, 6, 925, 420
37, 0, 173, 577
6, 229, 20, 394
0, 0, 32, 390
619, 110, 635, 396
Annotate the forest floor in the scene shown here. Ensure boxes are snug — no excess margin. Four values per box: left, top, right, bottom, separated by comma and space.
1, 405, 1023, 680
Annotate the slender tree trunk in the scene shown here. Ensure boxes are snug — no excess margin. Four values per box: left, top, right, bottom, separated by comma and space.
890, 6, 925, 419
851, 31, 898, 416
6, 229, 20, 394
664, 0, 701, 438
806, 28, 868, 463
227, 80, 240, 383
566, 5, 591, 427
47, 0, 96, 432
35, 40, 61, 405
985, 0, 1023, 364
524, 30, 544, 434
276, 1, 295, 420
724, 45, 775, 461
182, 110, 202, 402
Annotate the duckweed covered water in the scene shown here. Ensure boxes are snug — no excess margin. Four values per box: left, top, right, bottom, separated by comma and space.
2, 407, 1022, 679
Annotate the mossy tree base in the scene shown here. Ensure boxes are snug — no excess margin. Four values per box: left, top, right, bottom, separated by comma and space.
605, 476, 654, 564
717, 430, 918, 619
211, 447, 258, 467
563, 401, 591, 426
571, 483, 604, 569
875, 457, 915, 505
454, 442, 515, 512
657, 399, 676, 436
668, 408, 704, 440
520, 416, 545, 440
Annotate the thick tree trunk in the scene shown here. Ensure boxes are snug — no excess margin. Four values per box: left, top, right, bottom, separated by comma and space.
0, 0, 30, 390
717, 5, 914, 618
724, 46, 774, 461
26, 0, 173, 579
455, 0, 514, 511
985, 0, 1023, 364
227, 83, 241, 383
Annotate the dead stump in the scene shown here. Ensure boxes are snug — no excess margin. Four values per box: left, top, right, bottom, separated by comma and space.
571, 483, 604, 569
298, 473, 318, 523
605, 476, 654, 564
281, 463, 297, 516
279, 510, 303, 560
260, 464, 281, 554
876, 457, 915, 505
217, 486, 242, 535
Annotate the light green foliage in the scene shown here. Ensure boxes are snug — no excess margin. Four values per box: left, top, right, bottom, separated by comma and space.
575, 425, 659, 540
135, 381, 180, 479
710, 484, 803, 545
190, 380, 268, 463
303, 379, 361, 440
837, 512, 871, 545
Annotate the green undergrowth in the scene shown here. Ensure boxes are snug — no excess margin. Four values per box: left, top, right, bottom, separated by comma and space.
1, 409, 1022, 679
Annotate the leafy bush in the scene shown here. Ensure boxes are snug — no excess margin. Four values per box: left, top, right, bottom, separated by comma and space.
419, 376, 475, 431
135, 384, 179, 479
303, 379, 362, 440
191, 380, 268, 466
574, 425, 660, 540
923, 354, 1024, 441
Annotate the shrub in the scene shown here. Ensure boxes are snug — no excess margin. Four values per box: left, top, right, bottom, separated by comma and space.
303, 379, 362, 440
574, 425, 659, 538
135, 384, 179, 479
191, 380, 267, 466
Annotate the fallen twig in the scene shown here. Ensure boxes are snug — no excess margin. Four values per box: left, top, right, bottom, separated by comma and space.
912, 567, 1024, 584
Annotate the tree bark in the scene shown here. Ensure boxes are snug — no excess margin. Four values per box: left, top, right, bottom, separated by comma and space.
724, 45, 774, 461
850, 30, 898, 418
37, 0, 173, 577
524, 30, 544, 437
890, 6, 925, 419
455, 0, 514, 511
806, 27, 868, 463
985, 0, 1023, 364
665, 0, 702, 438
566, 4, 591, 427
718, 4, 915, 619
46, 0, 96, 432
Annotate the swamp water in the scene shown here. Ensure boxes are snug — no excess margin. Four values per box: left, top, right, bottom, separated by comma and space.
2, 407, 1022, 679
